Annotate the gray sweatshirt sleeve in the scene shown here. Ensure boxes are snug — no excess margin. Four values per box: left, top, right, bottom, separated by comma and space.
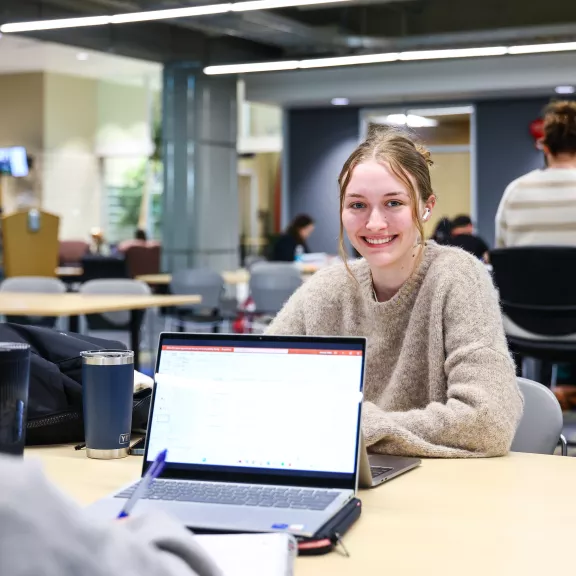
0, 455, 222, 576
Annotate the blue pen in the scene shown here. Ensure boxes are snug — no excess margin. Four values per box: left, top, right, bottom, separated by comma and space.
118, 449, 167, 519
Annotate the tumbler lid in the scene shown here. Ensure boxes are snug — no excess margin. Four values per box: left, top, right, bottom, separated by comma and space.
81, 350, 134, 366
0, 342, 30, 361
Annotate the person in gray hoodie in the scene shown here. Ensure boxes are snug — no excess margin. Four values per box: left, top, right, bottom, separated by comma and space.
0, 455, 222, 576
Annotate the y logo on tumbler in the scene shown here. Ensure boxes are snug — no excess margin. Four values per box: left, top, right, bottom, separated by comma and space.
119, 433, 130, 444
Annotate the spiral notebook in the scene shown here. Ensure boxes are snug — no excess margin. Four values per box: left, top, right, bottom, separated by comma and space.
194, 533, 296, 576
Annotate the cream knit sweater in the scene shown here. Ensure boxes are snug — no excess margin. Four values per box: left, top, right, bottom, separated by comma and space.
267, 242, 523, 458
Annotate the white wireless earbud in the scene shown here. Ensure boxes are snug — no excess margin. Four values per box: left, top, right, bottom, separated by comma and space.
422, 208, 431, 221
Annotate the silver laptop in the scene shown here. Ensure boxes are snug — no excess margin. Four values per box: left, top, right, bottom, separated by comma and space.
358, 436, 420, 488
89, 333, 367, 538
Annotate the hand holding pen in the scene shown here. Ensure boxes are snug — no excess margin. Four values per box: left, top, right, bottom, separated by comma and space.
117, 449, 167, 519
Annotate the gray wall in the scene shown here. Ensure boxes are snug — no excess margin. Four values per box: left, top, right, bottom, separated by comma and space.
287, 108, 360, 254
475, 97, 549, 246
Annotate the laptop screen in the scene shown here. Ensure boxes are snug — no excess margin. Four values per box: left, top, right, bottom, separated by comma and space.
143, 334, 365, 490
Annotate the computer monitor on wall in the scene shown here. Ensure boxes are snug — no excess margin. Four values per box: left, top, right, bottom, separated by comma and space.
0, 147, 29, 177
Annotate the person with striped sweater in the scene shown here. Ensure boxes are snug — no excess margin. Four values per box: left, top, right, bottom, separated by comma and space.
496, 101, 576, 247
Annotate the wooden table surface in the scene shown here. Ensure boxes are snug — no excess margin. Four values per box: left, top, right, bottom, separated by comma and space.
136, 270, 250, 286
137, 265, 318, 287
25, 445, 576, 575
55, 266, 84, 277
0, 292, 202, 316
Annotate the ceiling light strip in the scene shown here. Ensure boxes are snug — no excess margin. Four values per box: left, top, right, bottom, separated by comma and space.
204, 60, 299, 74
0, 0, 352, 33
231, 0, 350, 11
1, 15, 110, 33
508, 41, 576, 54
111, 4, 232, 24
203, 42, 576, 75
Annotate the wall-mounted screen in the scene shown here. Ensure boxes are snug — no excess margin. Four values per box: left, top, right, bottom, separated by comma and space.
0, 147, 29, 177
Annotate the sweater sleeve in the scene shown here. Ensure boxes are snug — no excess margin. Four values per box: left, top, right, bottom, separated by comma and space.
0, 456, 222, 576
364, 260, 524, 458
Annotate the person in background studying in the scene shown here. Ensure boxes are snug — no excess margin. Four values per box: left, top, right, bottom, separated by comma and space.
267, 127, 522, 458
496, 100, 576, 247
269, 214, 315, 261
0, 455, 221, 576
117, 228, 160, 254
447, 214, 490, 262
430, 217, 452, 245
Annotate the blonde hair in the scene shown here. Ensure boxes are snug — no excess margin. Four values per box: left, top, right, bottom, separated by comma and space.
338, 126, 434, 271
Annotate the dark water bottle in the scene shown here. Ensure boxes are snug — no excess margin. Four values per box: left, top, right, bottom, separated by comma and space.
81, 350, 134, 459
0, 343, 31, 456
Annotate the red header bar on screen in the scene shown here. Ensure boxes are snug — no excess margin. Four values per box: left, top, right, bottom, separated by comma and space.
162, 346, 234, 352
287, 349, 362, 356
162, 345, 361, 356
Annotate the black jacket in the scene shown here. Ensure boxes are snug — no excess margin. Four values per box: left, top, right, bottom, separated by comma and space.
0, 324, 149, 445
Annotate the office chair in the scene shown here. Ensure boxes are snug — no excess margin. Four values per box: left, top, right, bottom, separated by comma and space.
79, 279, 151, 349
0, 276, 66, 328
169, 269, 225, 333
511, 377, 567, 456
249, 263, 302, 319
125, 245, 161, 278
58, 240, 90, 266
490, 247, 576, 386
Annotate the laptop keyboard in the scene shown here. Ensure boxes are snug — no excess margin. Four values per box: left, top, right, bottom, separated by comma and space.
371, 466, 393, 477
115, 481, 339, 511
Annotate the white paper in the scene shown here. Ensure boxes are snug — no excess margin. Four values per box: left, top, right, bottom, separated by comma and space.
193, 533, 296, 576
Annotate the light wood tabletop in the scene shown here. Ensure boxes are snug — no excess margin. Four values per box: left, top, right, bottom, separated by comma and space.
136, 270, 250, 286
0, 292, 202, 316
55, 266, 84, 277
25, 445, 576, 575
135, 273, 172, 285
137, 265, 318, 287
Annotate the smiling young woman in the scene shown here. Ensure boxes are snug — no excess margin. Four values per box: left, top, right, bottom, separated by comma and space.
267, 127, 523, 458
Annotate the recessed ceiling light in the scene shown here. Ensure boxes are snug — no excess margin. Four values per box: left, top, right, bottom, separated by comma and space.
371, 114, 439, 128
555, 85, 576, 94
76, 52, 89, 61
331, 98, 349, 106
408, 106, 474, 116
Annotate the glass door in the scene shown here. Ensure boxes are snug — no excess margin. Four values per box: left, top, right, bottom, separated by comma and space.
360, 105, 475, 239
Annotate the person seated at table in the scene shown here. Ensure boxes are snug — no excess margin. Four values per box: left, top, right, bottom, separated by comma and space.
0, 455, 221, 576
430, 216, 452, 245
446, 214, 490, 262
267, 127, 523, 458
117, 228, 160, 254
269, 214, 315, 261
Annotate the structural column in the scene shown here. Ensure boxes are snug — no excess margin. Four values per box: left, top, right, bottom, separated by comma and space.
162, 63, 239, 272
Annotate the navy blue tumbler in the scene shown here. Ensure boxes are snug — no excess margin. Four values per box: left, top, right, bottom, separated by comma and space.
81, 350, 134, 459
0, 343, 31, 456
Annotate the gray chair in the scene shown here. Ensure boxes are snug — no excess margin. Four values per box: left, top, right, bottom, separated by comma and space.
79, 279, 152, 350
249, 263, 302, 318
0, 276, 67, 327
244, 255, 266, 270
511, 377, 568, 456
169, 269, 225, 332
